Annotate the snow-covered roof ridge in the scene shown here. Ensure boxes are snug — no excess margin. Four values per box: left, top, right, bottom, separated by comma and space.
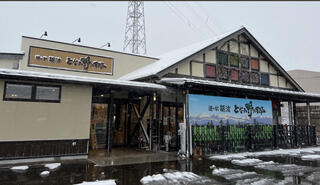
0, 68, 167, 90
160, 77, 320, 99
119, 26, 245, 81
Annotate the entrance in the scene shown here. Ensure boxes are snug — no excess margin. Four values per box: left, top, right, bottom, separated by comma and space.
162, 102, 184, 151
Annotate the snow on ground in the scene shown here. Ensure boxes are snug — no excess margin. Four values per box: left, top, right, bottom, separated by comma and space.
40, 170, 50, 177
140, 170, 215, 185
10, 165, 29, 172
301, 155, 320, 160
74, 180, 116, 185
255, 162, 316, 176
210, 147, 320, 161
44, 163, 61, 170
231, 158, 263, 166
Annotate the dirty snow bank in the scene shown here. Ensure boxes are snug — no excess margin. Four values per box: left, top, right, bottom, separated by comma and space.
74, 180, 116, 185
40, 170, 50, 177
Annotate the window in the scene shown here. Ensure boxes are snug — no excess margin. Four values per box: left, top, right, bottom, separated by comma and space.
36, 86, 60, 101
205, 64, 216, 78
4, 82, 61, 103
4, 83, 32, 100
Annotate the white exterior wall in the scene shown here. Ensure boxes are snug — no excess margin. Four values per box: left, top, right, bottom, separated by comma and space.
0, 79, 92, 141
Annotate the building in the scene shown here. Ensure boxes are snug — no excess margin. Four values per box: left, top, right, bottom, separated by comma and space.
0, 26, 319, 162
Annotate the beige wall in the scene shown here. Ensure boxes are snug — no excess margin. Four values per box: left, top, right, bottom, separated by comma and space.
0, 58, 19, 69
0, 79, 92, 141
20, 37, 157, 79
191, 62, 204, 77
177, 61, 190, 76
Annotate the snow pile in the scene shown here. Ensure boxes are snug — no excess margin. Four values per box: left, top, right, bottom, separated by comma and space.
255, 163, 316, 176
301, 155, 320, 160
74, 180, 116, 185
212, 168, 256, 180
140, 170, 213, 184
210, 147, 320, 161
40, 171, 50, 177
231, 158, 263, 166
44, 163, 61, 170
306, 171, 320, 182
210, 153, 248, 161
10, 165, 29, 172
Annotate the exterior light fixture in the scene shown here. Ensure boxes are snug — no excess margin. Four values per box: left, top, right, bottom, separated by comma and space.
40, 31, 48, 39
100, 94, 104, 97
100, 42, 111, 48
72, 37, 81, 44
153, 93, 157, 101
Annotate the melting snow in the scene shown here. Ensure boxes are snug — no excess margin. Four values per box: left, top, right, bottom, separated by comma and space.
44, 163, 61, 170
301, 155, 320, 160
40, 170, 50, 177
10, 165, 29, 172
231, 158, 263, 166
140, 170, 214, 184
74, 180, 116, 185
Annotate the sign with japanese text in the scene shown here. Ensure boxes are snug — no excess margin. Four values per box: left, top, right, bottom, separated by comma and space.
188, 94, 273, 125
28, 46, 113, 75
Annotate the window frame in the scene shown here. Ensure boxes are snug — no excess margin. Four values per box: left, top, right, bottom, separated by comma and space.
3, 81, 61, 103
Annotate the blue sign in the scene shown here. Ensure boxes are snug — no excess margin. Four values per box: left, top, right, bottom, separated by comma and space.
189, 94, 273, 125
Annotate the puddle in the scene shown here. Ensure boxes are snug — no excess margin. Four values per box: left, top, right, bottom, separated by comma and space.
2, 153, 320, 184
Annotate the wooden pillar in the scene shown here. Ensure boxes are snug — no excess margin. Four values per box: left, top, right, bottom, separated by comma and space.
307, 102, 311, 126
156, 92, 161, 150
185, 90, 190, 157
107, 91, 114, 156
293, 102, 297, 125
288, 101, 293, 125
149, 93, 154, 151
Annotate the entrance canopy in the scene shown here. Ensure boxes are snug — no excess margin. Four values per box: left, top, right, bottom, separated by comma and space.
160, 77, 320, 103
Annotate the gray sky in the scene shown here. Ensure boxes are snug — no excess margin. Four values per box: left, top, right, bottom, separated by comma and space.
1, 1, 320, 72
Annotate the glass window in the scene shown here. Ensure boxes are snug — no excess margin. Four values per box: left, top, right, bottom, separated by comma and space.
36, 86, 60, 101
4, 82, 60, 102
205, 64, 216, 78
230, 55, 239, 67
261, 73, 270, 86
217, 52, 228, 66
5, 83, 32, 100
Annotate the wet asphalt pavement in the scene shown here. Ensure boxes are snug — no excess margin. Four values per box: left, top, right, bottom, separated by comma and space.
2, 154, 320, 185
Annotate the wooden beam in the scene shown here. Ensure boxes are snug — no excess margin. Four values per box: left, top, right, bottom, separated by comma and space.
307, 102, 311, 126
132, 104, 150, 145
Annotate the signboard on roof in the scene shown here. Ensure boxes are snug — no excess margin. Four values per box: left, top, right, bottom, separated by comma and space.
188, 94, 273, 125
28, 46, 114, 75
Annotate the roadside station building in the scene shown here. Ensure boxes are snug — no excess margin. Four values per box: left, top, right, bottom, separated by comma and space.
0, 26, 319, 162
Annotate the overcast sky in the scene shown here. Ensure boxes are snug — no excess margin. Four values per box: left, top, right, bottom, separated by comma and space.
1, 1, 320, 72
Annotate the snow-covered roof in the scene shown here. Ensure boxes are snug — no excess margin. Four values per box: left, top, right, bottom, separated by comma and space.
160, 77, 320, 100
0, 68, 167, 90
119, 26, 244, 81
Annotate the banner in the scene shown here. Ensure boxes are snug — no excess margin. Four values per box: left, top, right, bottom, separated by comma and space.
189, 94, 273, 125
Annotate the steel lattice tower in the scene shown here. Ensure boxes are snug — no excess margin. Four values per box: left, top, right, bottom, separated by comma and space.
123, 1, 147, 55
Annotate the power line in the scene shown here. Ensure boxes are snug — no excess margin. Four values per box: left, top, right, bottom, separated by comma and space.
187, 2, 217, 36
